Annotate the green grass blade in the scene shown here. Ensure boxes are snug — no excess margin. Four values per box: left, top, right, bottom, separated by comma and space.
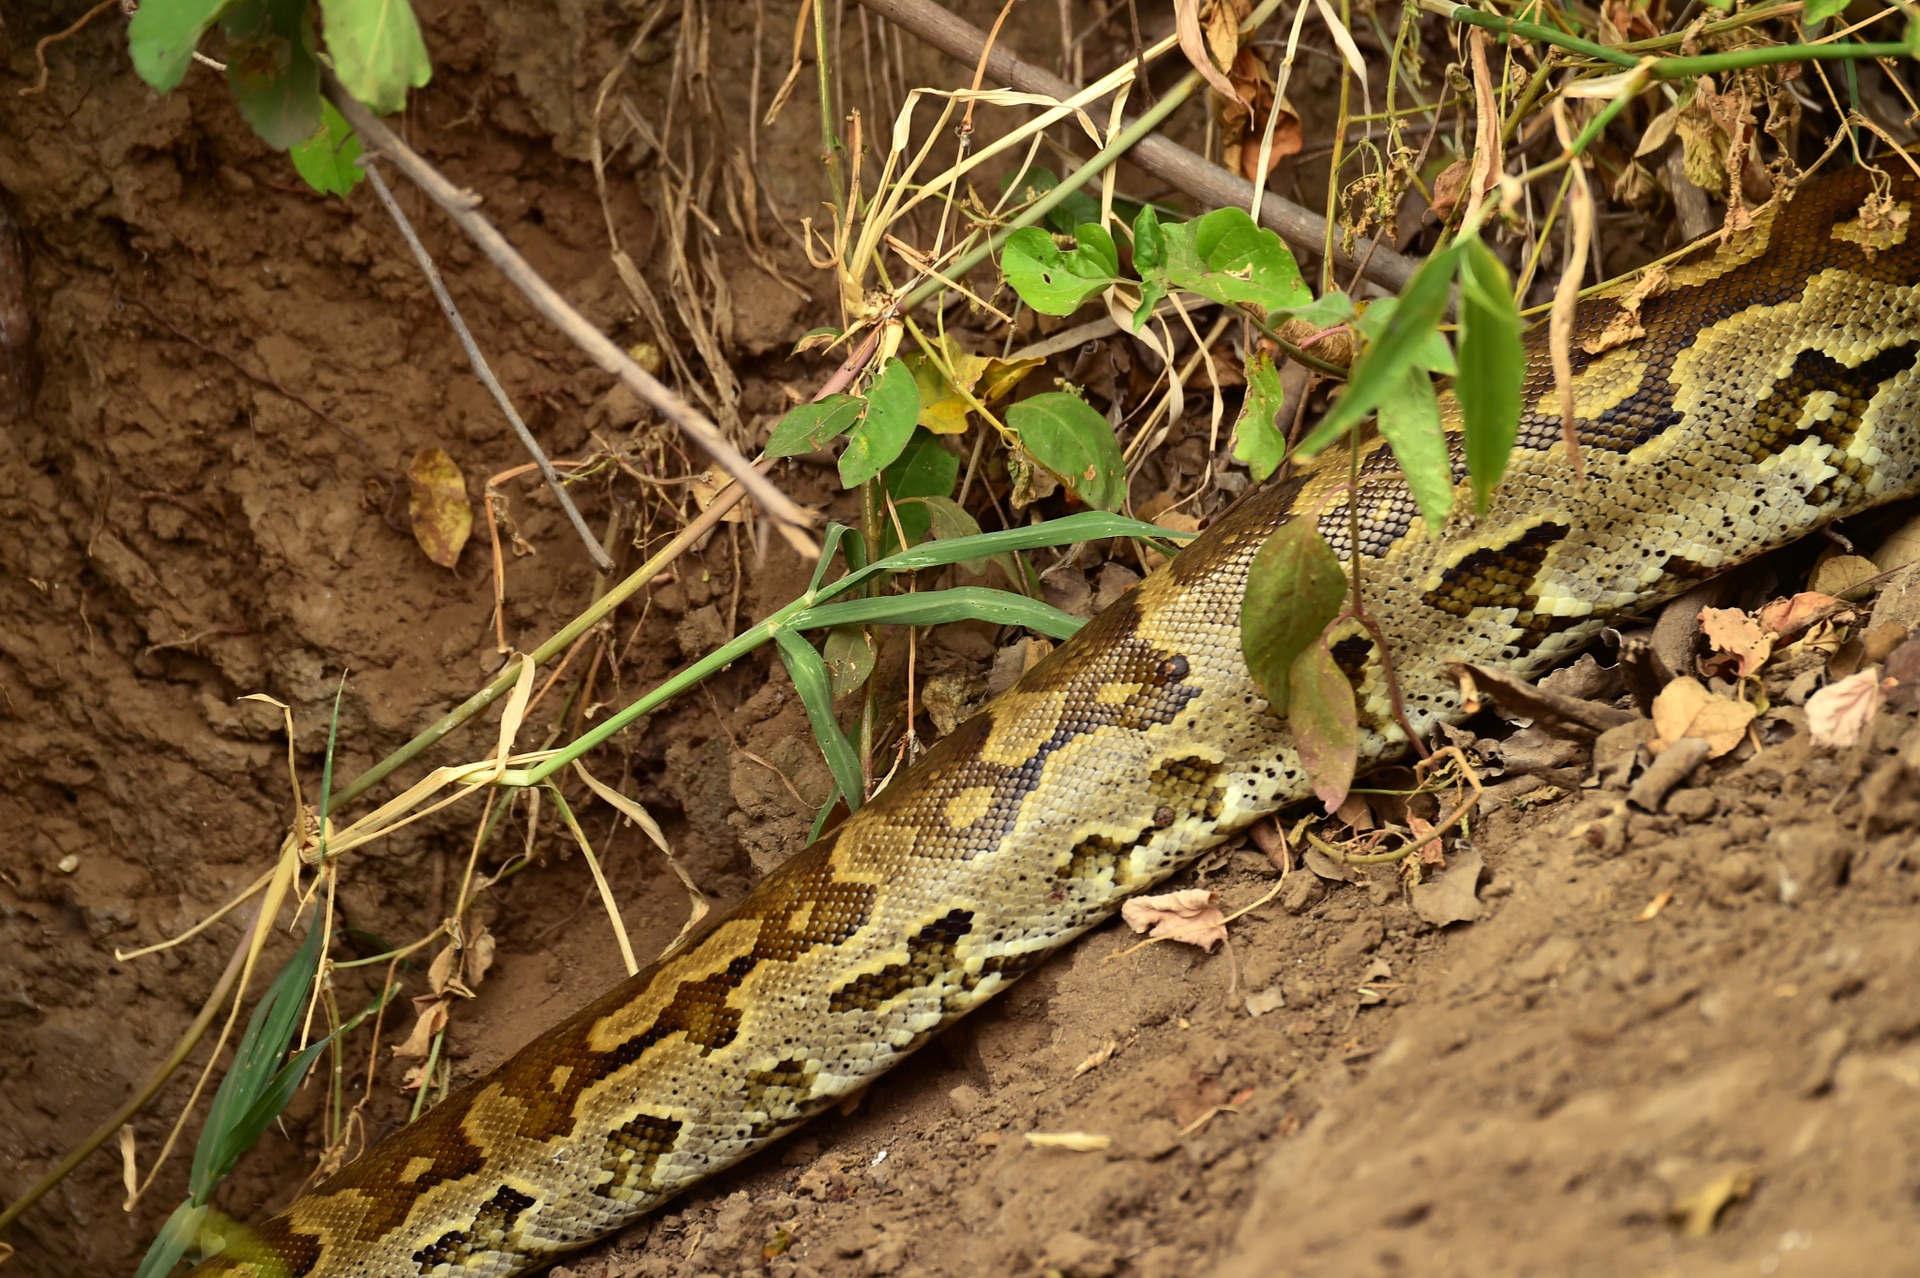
796, 586, 1086, 639
774, 628, 867, 812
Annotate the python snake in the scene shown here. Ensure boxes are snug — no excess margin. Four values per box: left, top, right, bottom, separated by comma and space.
186, 168, 1920, 1276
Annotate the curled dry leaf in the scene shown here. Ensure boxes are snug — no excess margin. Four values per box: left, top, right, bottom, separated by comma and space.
1120, 888, 1228, 951
392, 993, 450, 1061
408, 446, 473, 569
1806, 665, 1887, 750
1757, 591, 1849, 639
1698, 606, 1772, 679
1650, 676, 1755, 758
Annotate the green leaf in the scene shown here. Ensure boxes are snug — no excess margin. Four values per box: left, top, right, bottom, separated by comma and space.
1231, 350, 1289, 481
133, 1200, 209, 1278
290, 100, 364, 195
1002, 224, 1122, 316
840, 358, 921, 487
797, 586, 1085, 640
765, 394, 862, 458
317, 0, 432, 115
1005, 391, 1128, 512
1289, 640, 1359, 813
897, 495, 989, 574
1357, 297, 1455, 375
1804, 0, 1847, 20
829, 510, 1192, 595
1239, 519, 1346, 717
220, 0, 322, 148
1455, 236, 1524, 514
822, 625, 876, 699
1000, 166, 1102, 236
190, 916, 326, 1199
1142, 207, 1313, 317
774, 627, 866, 813
1374, 368, 1453, 534
1131, 204, 1168, 326
128, 0, 233, 93
1296, 242, 1460, 457
881, 429, 958, 554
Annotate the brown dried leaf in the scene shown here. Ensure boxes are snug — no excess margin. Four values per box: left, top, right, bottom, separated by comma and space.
1757, 591, 1849, 639
1650, 676, 1755, 758
392, 994, 449, 1060
408, 447, 473, 569
1698, 606, 1772, 679
1809, 553, 1879, 597
1806, 665, 1887, 750
1120, 888, 1228, 951
1176, 0, 1242, 106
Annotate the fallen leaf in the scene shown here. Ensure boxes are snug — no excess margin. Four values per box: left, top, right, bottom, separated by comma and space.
1635, 889, 1674, 922
1649, 676, 1755, 758
1757, 591, 1848, 639
1698, 606, 1772, 679
1121, 888, 1228, 951
1410, 847, 1484, 927
689, 470, 746, 523
1809, 553, 1879, 598
1670, 1165, 1756, 1237
1245, 986, 1287, 1018
1806, 665, 1887, 749
1023, 1131, 1112, 1152
407, 447, 473, 569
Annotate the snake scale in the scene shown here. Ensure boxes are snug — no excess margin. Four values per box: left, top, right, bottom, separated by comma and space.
187, 168, 1920, 1276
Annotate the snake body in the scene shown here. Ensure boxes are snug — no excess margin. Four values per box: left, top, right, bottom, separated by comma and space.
189, 170, 1920, 1277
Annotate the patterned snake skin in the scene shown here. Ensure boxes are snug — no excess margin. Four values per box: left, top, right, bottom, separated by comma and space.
187, 169, 1920, 1276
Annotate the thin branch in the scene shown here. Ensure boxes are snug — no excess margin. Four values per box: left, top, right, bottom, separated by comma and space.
323, 80, 821, 560
359, 160, 614, 574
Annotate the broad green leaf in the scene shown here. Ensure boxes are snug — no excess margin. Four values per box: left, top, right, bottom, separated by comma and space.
765, 394, 862, 458
290, 100, 364, 195
797, 586, 1084, 640
1001, 166, 1102, 236
774, 628, 865, 812
840, 357, 920, 487
1239, 519, 1346, 717
1231, 350, 1289, 481
1374, 369, 1454, 534
318, 0, 432, 116
902, 495, 987, 573
1002, 224, 1122, 316
1289, 640, 1359, 813
1286, 290, 1358, 330
1455, 236, 1524, 514
128, 0, 232, 93
1244, 518, 1351, 717
1356, 296, 1455, 374
1296, 242, 1460, 457
1005, 392, 1128, 512
822, 625, 876, 698
1140, 207, 1313, 317
221, 0, 321, 148
1804, 0, 1847, 19
881, 429, 958, 553
1131, 204, 1169, 326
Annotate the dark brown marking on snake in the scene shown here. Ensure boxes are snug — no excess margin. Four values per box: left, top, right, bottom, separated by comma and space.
828, 909, 974, 1014
596, 1114, 685, 1200
1742, 341, 1918, 494
1330, 634, 1376, 687
293, 1098, 486, 1247
743, 1059, 822, 1139
1518, 169, 1920, 459
413, 1184, 537, 1274
1423, 522, 1571, 629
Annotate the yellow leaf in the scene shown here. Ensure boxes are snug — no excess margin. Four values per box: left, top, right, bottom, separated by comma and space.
408, 447, 473, 569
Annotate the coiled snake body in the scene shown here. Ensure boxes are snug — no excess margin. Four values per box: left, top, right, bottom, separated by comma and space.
190, 170, 1920, 1277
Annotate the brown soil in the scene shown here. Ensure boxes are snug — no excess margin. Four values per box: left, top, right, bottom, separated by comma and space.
2, 5, 1918, 1278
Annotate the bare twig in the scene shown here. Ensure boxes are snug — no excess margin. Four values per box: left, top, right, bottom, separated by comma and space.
359, 161, 614, 573
855, 0, 1419, 293
324, 81, 821, 559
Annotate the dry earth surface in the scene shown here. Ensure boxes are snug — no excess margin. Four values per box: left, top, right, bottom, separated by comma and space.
2, 4, 1919, 1278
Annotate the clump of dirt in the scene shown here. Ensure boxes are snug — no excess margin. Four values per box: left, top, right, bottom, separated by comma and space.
4, 5, 1920, 1278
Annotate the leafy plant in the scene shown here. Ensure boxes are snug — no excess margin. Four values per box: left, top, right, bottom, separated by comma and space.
127, 0, 432, 193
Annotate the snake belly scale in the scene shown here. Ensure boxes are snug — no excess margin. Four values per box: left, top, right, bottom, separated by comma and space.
185, 169, 1920, 1277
